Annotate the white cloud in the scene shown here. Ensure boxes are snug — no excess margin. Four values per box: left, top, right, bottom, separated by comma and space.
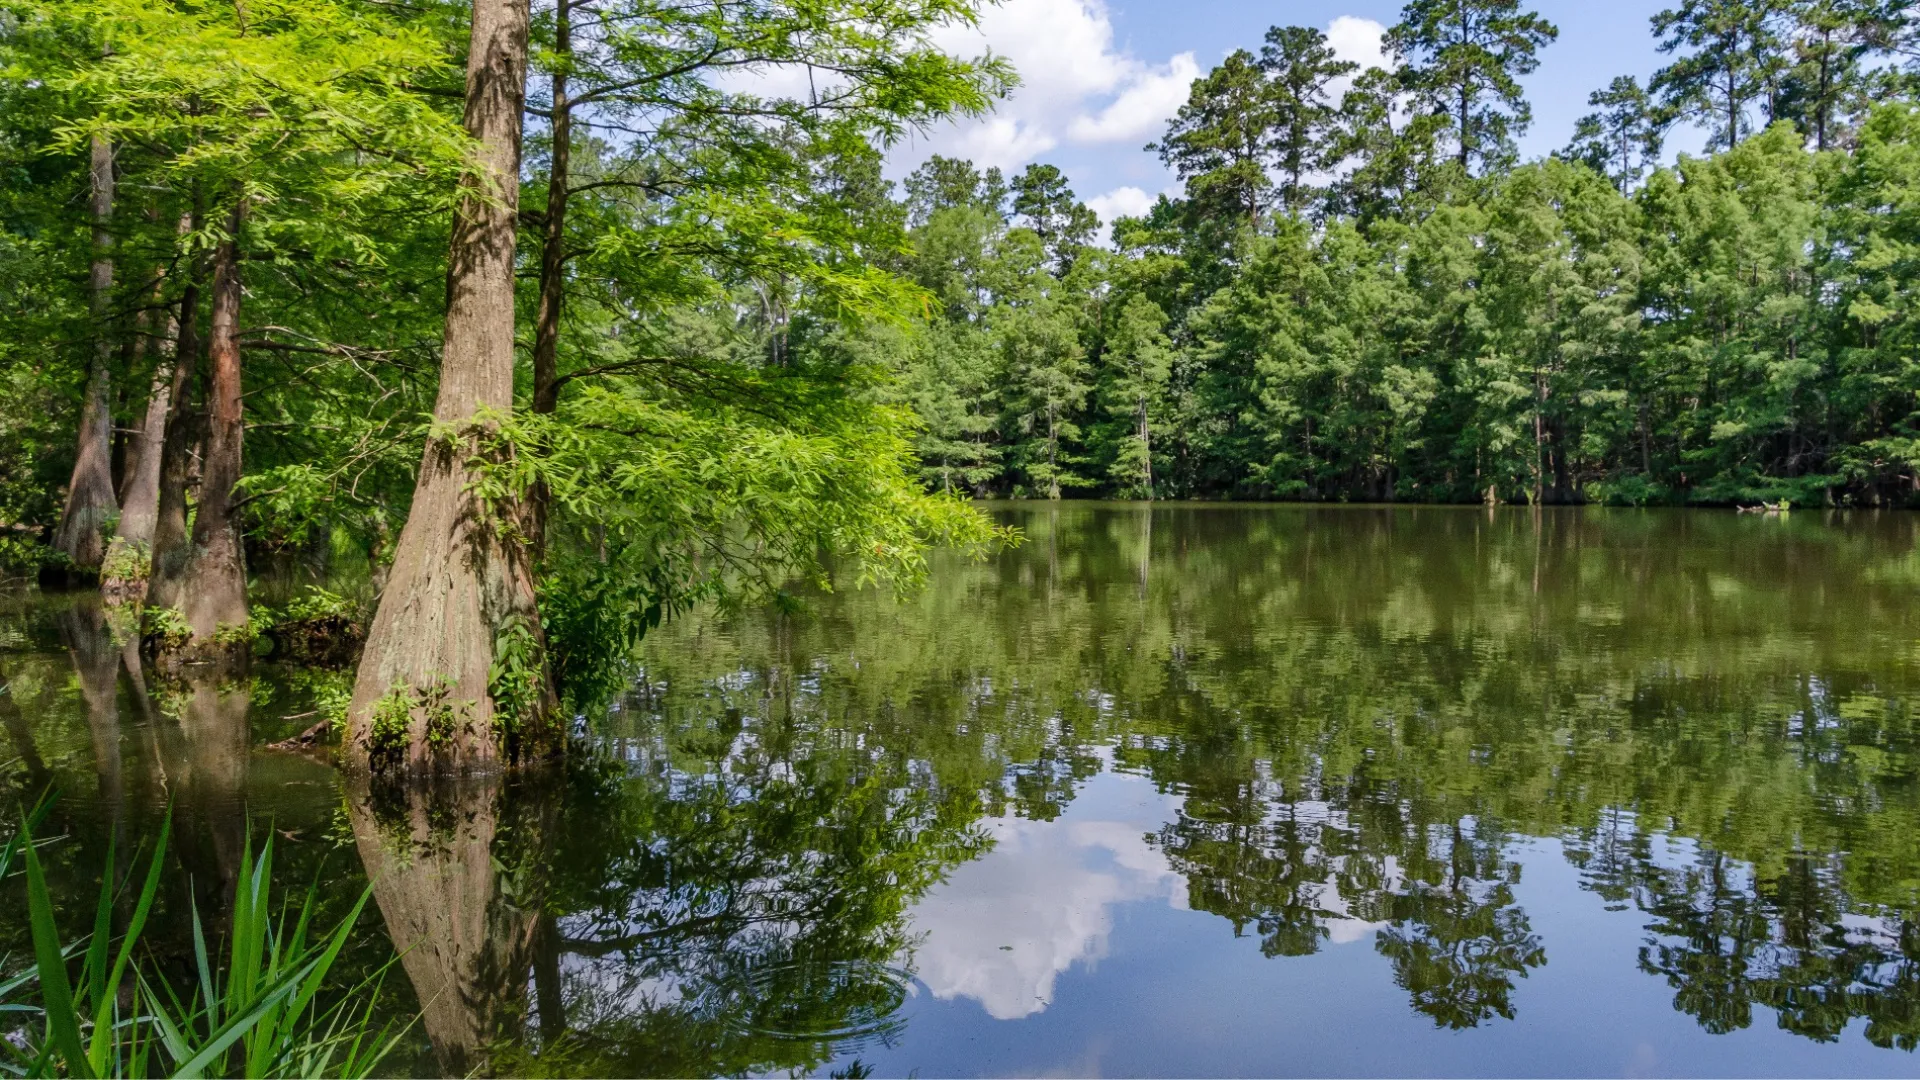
1327, 15, 1390, 73
947, 117, 1060, 173
1086, 185, 1155, 224
1325, 15, 1391, 100
1068, 52, 1200, 143
901, 0, 1196, 176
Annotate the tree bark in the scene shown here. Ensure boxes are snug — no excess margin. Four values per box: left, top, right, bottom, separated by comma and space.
176, 201, 250, 647
346, 0, 555, 773
52, 134, 120, 575
146, 262, 203, 612
117, 233, 189, 552
527, 0, 571, 557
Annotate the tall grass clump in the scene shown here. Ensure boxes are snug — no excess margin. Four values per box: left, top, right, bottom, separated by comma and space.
0, 802, 406, 1078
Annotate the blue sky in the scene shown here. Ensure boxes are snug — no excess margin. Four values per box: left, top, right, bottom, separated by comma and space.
888, 0, 1703, 224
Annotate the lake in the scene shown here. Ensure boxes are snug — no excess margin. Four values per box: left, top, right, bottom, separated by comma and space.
5, 504, 1920, 1077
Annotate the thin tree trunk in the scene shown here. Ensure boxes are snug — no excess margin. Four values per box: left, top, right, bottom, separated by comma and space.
115, 257, 181, 552
176, 200, 249, 648
146, 250, 202, 613
1459, 85, 1471, 171
346, 0, 556, 773
527, 0, 571, 557
53, 134, 120, 575
1137, 395, 1152, 497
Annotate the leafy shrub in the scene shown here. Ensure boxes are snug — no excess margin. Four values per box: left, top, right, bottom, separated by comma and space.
141, 605, 192, 652
266, 587, 367, 666
99, 537, 151, 585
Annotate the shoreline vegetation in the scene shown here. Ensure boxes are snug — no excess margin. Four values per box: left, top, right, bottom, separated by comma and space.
6, 0, 1919, 1062
1, 2, 1919, 1059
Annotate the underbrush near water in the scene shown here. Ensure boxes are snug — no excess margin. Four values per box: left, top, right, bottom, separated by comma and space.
0, 799, 408, 1078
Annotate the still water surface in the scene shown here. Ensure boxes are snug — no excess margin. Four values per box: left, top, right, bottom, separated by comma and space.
5, 504, 1920, 1076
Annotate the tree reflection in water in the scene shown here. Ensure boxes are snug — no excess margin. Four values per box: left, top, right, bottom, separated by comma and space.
7, 507, 1920, 1072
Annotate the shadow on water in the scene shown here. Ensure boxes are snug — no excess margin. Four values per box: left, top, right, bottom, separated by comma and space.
6, 507, 1920, 1074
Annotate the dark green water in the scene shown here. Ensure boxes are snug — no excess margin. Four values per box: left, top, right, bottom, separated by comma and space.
6, 504, 1920, 1076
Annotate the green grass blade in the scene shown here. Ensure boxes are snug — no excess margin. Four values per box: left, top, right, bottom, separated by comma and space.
190, 896, 219, 1030
89, 818, 170, 1075
19, 815, 94, 1079
140, 973, 193, 1067
168, 956, 322, 1080
84, 835, 112, 1013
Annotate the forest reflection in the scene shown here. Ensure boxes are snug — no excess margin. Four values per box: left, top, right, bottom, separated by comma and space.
5, 505, 1920, 1075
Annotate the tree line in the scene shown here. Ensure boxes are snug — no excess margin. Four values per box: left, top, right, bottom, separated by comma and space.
8, 0, 1920, 775
874, 0, 1920, 507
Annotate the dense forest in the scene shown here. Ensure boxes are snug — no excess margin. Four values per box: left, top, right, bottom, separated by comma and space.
878, 0, 1920, 509
7, 0, 1920, 766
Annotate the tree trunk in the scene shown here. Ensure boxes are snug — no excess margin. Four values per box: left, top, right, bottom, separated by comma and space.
527, 0, 571, 557
1459, 85, 1471, 172
146, 264, 202, 612
1727, 76, 1739, 149
347, 777, 543, 1074
116, 348, 168, 549
1137, 395, 1152, 497
346, 0, 556, 774
52, 134, 120, 576
117, 226, 190, 553
176, 201, 250, 648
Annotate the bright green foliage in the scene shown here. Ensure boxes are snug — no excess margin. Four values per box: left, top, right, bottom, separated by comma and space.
1259, 26, 1360, 216
1099, 294, 1174, 497
140, 606, 191, 652
998, 284, 1093, 499
488, 614, 544, 741
6, 806, 400, 1078
1151, 49, 1282, 226
465, 374, 1012, 703
364, 684, 413, 767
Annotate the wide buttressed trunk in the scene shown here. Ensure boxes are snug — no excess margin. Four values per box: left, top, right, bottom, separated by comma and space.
175, 201, 250, 648
52, 134, 120, 576
345, 0, 556, 774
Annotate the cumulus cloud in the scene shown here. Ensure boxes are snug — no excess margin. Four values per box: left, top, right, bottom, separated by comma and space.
901, 0, 1198, 174
1068, 52, 1200, 143
1327, 15, 1390, 71
1085, 184, 1175, 242
1086, 185, 1156, 225
1325, 15, 1391, 98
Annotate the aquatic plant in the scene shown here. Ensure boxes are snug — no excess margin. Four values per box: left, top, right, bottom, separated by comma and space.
0, 804, 405, 1078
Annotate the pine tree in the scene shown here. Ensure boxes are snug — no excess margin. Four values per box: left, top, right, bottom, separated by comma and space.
1151, 49, 1282, 226
1389, 0, 1560, 175
1565, 76, 1667, 191
1650, 0, 1786, 150
1258, 25, 1360, 216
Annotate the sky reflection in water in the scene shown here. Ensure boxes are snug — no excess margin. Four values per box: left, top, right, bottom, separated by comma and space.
6, 504, 1920, 1077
